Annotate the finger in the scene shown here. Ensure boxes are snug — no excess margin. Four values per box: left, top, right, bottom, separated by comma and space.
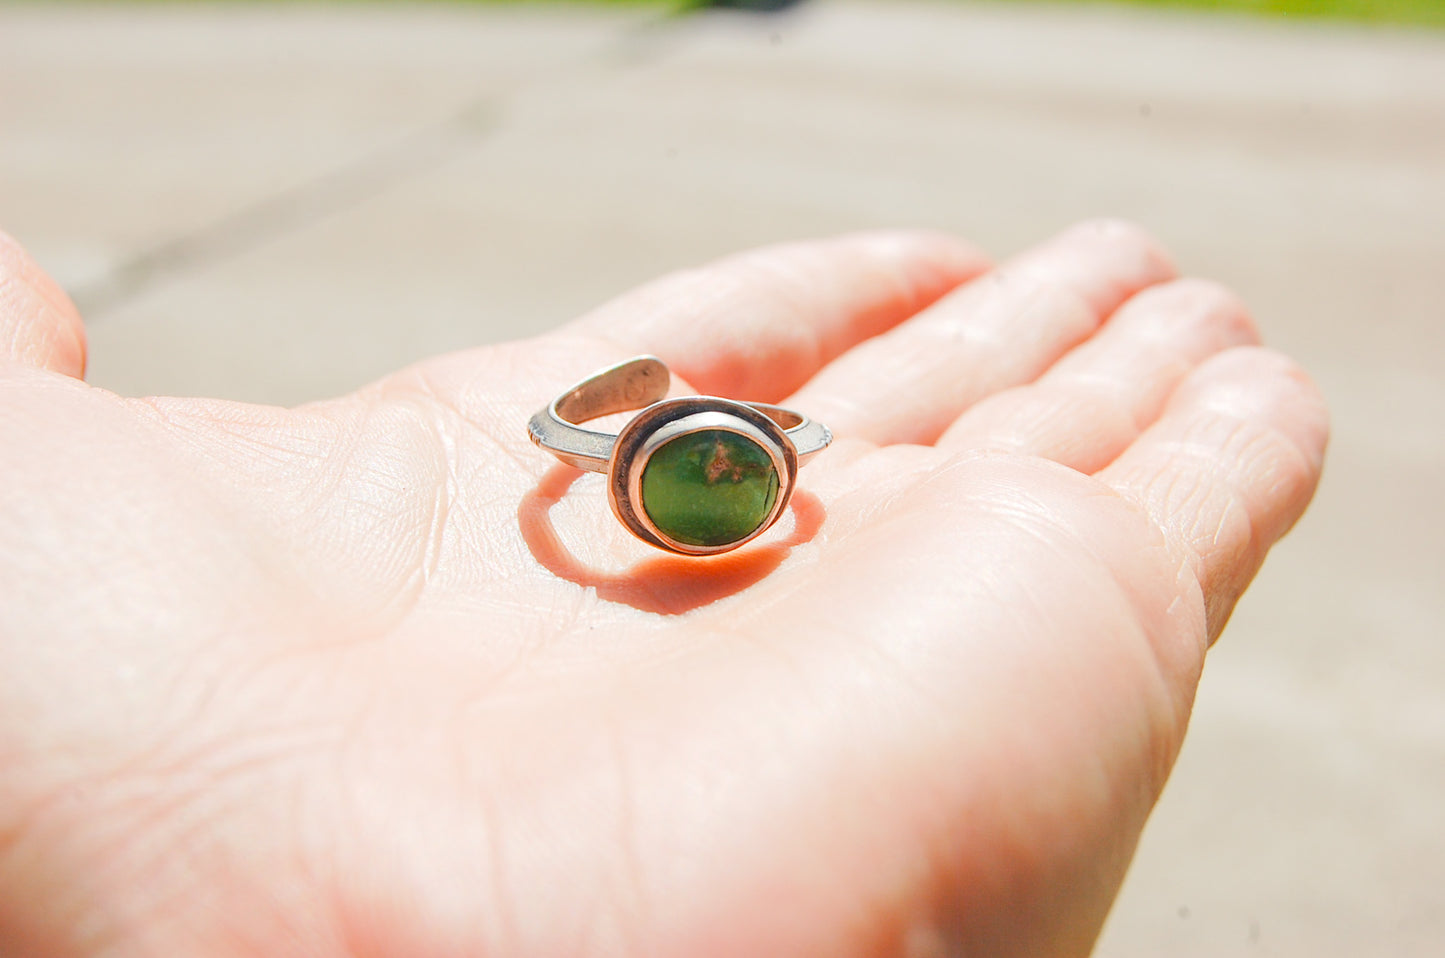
936, 279, 1259, 472
786, 219, 1176, 446
0, 230, 86, 378
1098, 347, 1329, 641
561, 231, 990, 401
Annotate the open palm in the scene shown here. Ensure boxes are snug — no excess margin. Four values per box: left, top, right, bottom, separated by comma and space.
0, 221, 1325, 958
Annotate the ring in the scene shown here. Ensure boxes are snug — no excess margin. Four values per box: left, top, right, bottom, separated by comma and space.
528, 356, 832, 556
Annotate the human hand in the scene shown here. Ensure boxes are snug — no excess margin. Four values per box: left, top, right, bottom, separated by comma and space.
0, 222, 1325, 957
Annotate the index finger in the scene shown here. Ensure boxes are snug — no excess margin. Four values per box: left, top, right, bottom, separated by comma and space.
561, 231, 990, 402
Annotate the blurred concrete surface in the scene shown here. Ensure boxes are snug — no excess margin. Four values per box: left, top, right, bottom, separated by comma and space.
1, 1, 1442, 954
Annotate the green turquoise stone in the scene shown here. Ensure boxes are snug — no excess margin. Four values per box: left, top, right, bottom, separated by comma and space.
640, 429, 781, 547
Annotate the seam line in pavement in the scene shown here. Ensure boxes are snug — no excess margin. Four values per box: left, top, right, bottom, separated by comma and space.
70, 7, 693, 321
70, 101, 504, 320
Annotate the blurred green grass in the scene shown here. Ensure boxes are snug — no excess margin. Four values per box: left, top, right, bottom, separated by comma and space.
547, 0, 1445, 27
1080, 0, 1445, 27
114, 0, 1445, 29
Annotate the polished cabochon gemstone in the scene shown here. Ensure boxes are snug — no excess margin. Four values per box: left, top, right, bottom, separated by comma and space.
640, 428, 781, 547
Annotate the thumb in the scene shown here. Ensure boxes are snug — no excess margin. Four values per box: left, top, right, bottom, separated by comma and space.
0, 231, 86, 378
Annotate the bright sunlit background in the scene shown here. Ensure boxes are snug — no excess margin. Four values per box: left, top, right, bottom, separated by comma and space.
1, 1, 1441, 955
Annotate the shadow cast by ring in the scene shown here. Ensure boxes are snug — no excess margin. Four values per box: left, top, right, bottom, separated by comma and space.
519, 463, 825, 615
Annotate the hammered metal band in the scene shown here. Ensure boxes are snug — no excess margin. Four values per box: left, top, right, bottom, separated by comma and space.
527, 356, 832, 555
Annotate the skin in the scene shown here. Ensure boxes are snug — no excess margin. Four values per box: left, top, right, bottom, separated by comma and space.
0, 221, 1327, 958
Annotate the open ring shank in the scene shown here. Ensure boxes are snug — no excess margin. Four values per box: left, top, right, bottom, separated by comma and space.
528, 356, 832, 473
